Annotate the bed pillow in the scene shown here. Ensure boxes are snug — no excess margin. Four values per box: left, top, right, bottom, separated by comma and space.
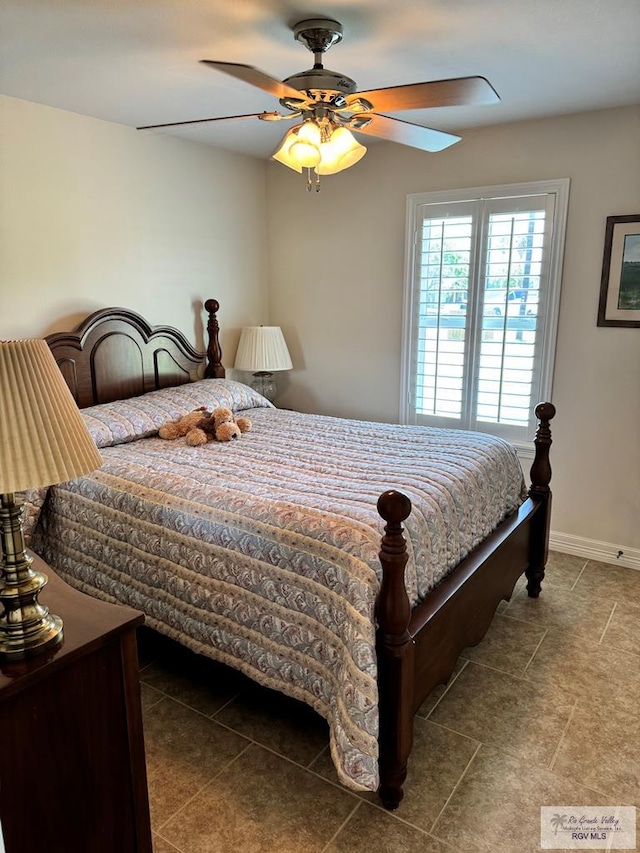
82, 379, 273, 448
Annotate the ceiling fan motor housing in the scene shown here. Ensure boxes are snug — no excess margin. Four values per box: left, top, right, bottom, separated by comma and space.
283, 19, 357, 105
281, 68, 358, 103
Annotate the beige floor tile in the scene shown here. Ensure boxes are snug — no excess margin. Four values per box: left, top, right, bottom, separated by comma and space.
144, 696, 249, 828
153, 834, 181, 853
141, 646, 250, 717
429, 662, 574, 767
552, 701, 640, 800
431, 745, 607, 853
136, 553, 640, 851
459, 613, 546, 675
574, 560, 640, 600
325, 801, 451, 852
141, 682, 164, 712
309, 717, 478, 833
214, 682, 329, 767
606, 806, 640, 853
600, 600, 640, 657
160, 744, 357, 853
544, 551, 588, 589
504, 584, 615, 643
386, 718, 480, 832
525, 632, 640, 717
416, 658, 468, 718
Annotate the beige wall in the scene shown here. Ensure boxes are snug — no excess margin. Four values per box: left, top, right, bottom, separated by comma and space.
2, 96, 638, 556
266, 105, 640, 554
0, 96, 269, 357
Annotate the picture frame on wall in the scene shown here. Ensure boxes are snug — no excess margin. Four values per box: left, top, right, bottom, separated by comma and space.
597, 214, 640, 328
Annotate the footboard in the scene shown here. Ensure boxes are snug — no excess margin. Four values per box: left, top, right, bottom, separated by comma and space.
375, 403, 556, 810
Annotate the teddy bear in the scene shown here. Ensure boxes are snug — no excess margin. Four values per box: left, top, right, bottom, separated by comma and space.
210, 407, 252, 442
158, 406, 251, 446
158, 407, 212, 442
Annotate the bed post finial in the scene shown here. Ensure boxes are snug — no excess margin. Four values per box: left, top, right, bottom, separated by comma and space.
203, 299, 225, 378
376, 489, 414, 811
529, 402, 555, 498
526, 402, 556, 598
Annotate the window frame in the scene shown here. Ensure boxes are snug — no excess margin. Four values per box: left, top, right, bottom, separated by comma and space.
400, 178, 570, 454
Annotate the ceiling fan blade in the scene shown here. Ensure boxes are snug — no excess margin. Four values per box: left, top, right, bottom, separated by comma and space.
350, 114, 461, 152
347, 76, 499, 112
137, 111, 283, 130
201, 60, 305, 102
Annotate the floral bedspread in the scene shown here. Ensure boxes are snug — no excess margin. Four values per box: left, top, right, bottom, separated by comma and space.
34, 379, 526, 792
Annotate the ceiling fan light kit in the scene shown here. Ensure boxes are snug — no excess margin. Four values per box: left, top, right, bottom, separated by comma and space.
138, 16, 500, 191
272, 118, 366, 191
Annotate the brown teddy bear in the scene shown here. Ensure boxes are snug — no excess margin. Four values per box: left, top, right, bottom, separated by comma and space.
158, 407, 251, 446
211, 407, 252, 442
158, 407, 212, 443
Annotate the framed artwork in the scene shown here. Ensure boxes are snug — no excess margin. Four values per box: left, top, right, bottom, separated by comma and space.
597, 214, 640, 327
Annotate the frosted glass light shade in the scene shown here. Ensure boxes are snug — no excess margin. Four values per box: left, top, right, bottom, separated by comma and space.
316, 126, 367, 175
289, 121, 322, 168
272, 121, 366, 177
0, 339, 103, 493
234, 327, 293, 373
272, 128, 303, 173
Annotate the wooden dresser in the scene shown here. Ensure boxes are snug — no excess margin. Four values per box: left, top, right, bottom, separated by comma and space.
0, 553, 152, 853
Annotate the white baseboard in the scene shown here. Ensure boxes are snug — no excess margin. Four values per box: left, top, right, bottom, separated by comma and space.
549, 531, 640, 571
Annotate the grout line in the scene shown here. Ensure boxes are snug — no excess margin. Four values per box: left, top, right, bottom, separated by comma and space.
457, 657, 537, 685
424, 718, 486, 746
427, 718, 563, 773
522, 627, 548, 675
597, 601, 618, 646
428, 741, 482, 836
568, 560, 589, 591
308, 742, 330, 770
548, 697, 578, 771
154, 741, 254, 833
425, 659, 469, 718
318, 799, 363, 853
152, 831, 182, 852
209, 688, 243, 718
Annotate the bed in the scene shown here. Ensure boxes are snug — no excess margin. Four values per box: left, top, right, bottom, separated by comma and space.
34, 299, 555, 810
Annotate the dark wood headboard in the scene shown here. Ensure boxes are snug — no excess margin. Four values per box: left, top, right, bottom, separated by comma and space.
46, 299, 224, 408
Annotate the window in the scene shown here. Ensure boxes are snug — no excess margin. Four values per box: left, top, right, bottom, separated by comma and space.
401, 180, 569, 449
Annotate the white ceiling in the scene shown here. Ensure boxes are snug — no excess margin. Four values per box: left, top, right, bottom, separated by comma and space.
3, 0, 639, 159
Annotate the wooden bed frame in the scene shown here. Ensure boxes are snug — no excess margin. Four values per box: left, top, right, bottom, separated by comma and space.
45, 299, 555, 810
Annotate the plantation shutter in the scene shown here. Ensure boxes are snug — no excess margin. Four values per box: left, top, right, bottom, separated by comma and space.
406, 188, 562, 445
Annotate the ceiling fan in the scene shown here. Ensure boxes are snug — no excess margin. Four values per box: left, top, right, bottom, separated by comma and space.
138, 18, 500, 190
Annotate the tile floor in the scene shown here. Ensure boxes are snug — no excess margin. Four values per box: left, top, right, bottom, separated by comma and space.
138, 552, 640, 853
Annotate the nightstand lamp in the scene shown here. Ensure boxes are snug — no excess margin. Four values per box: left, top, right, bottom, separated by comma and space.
0, 339, 103, 660
234, 326, 293, 403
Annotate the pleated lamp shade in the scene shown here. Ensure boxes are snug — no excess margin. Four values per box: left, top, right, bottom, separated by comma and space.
234, 327, 293, 373
0, 339, 103, 493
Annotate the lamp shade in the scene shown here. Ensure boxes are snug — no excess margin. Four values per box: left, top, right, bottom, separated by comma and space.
0, 339, 103, 493
234, 327, 293, 373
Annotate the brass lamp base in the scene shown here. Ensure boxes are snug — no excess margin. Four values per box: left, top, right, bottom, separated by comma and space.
0, 494, 64, 661
0, 606, 63, 660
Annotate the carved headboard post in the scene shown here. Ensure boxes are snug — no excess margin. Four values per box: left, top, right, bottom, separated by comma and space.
203, 299, 225, 378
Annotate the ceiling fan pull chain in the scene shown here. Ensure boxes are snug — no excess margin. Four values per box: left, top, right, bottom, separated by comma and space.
306, 168, 313, 192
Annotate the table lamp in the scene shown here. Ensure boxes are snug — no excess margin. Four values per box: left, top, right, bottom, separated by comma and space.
0, 339, 103, 660
234, 326, 293, 403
